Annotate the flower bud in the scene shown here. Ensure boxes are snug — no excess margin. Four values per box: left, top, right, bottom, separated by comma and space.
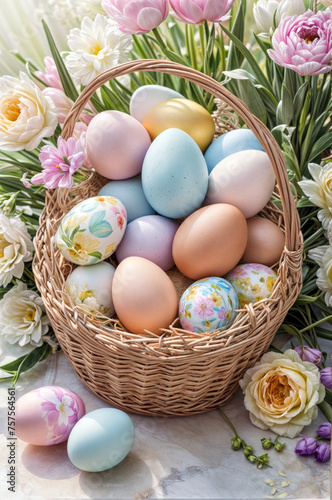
256, 453, 270, 468
320, 367, 332, 389
243, 445, 254, 457
274, 440, 286, 452
247, 454, 257, 463
295, 436, 318, 455
316, 422, 331, 440
314, 442, 330, 462
294, 345, 323, 366
261, 437, 273, 450
231, 437, 242, 450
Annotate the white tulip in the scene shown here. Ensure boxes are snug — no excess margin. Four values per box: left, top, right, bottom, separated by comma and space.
0, 281, 50, 347
276, 0, 306, 24
253, 0, 306, 34
299, 163, 332, 230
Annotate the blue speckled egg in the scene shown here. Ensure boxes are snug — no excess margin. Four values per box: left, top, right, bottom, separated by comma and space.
204, 129, 264, 173
67, 408, 135, 472
142, 129, 208, 219
179, 277, 239, 334
98, 177, 155, 223
130, 84, 184, 123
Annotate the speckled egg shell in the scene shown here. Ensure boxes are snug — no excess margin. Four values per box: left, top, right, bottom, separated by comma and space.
226, 263, 277, 308
56, 196, 127, 265
15, 386, 86, 446
179, 277, 239, 334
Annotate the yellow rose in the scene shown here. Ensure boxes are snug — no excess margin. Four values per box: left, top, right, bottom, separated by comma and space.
239, 349, 325, 438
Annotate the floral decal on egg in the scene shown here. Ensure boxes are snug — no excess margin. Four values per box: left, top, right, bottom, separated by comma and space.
66, 281, 112, 316
226, 263, 277, 308
37, 387, 85, 445
179, 277, 239, 334
56, 196, 127, 265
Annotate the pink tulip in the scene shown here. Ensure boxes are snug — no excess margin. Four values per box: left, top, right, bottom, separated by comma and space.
42, 88, 74, 125
102, 0, 169, 34
267, 10, 332, 76
35, 57, 63, 91
170, 0, 236, 24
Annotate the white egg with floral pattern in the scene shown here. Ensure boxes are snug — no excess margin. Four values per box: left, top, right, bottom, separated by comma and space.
66, 261, 116, 317
56, 196, 127, 265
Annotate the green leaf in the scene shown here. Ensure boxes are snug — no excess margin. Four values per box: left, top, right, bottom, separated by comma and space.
276, 84, 294, 126
0, 354, 29, 374
307, 132, 332, 163
293, 81, 309, 123
237, 79, 267, 124
88, 251, 103, 260
296, 294, 319, 305
227, 0, 246, 70
10, 343, 52, 387
223, 69, 255, 81
42, 20, 78, 102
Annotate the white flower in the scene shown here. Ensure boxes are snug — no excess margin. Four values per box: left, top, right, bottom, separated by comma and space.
299, 163, 332, 230
308, 245, 332, 306
37, 0, 104, 27
65, 14, 132, 86
240, 349, 325, 438
0, 214, 34, 287
253, 0, 306, 34
0, 281, 50, 347
0, 72, 58, 151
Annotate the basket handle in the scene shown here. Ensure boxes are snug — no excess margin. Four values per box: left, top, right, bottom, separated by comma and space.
62, 59, 300, 252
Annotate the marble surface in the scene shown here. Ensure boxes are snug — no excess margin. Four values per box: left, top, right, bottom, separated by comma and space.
0, 339, 330, 500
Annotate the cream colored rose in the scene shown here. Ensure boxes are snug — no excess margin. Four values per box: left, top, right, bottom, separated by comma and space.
0, 72, 58, 151
240, 349, 325, 438
299, 163, 332, 230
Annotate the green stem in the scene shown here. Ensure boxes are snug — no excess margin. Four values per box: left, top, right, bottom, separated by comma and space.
218, 406, 239, 438
300, 316, 332, 334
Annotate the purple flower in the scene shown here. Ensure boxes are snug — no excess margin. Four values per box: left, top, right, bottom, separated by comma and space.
294, 435, 318, 455
267, 10, 332, 76
314, 442, 331, 462
31, 136, 85, 190
320, 367, 332, 389
294, 345, 323, 366
316, 422, 331, 440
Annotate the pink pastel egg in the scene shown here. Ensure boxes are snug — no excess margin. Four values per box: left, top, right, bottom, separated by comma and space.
86, 110, 151, 180
15, 386, 85, 446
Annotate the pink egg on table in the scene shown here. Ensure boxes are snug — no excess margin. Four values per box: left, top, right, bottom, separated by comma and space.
116, 215, 179, 271
86, 110, 151, 180
15, 386, 86, 446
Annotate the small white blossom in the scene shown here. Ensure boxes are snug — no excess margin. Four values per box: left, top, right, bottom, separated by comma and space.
65, 14, 132, 86
0, 281, 50, 347
0, 214, 34, 287
299, 163, 332, 230
37, 0, 104, 28
253, 0, 306, 34
308, 245, 332, 307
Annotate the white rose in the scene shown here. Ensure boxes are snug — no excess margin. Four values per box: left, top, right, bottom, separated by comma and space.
308, 245, 332, 307
0, 72, 58, 151
239, 349, 325, 438
0, 281, 50, 347
299, 163, 332, 230
253, 0, 306, 34
0, 214, 34, 287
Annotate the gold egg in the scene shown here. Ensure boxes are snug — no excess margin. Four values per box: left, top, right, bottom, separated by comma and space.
142, 98, 215, 152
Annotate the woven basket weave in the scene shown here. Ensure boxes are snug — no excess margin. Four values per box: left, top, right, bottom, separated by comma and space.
33, 60, 303, 417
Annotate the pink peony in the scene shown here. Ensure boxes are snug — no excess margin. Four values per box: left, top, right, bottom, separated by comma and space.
193, 296, 215, 319
31, 136, 85, 189
267, 10, 332, 76
102, 0, 169, 34
35, 57, 63, 91
170, 0, 235, 24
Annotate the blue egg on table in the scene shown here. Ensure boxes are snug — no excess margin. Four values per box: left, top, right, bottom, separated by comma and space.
204, 129, 264, 173
179, 277, 239, 334
98, 177, 155, 223
142, 128, 209, 219
67, 408, 135, 472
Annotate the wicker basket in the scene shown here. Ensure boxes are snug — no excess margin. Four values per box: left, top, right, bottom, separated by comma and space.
33, 60, 303, 417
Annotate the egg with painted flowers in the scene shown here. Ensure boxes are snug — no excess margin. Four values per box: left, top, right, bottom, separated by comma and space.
226, 263, 277, 309
179, 277, 239, 334
56, 196, 127, 265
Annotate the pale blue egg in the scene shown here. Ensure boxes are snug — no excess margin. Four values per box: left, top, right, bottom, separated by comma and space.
67, 408, 135, 472
130, 85, 184, 123
142, 129, 209, 219
98, 178, 155, 223
204, 129, 264, 173
179, 277, 239, 334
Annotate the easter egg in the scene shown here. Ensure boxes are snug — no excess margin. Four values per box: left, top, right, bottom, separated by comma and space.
67, 408, 135, 472
112, 256, 178, 335
66, 261, 116, 316
206, 150, 276, 218
98, 177, 155, 223
15, 386, 85, 446
172, 204, 248, 280
86, 110, 151, 179
130, 84, 184, 123
142, 129, 208, 219
204, 129, 264, 173
179, 277, 239, 333
241, 217, 285, 267
142, 98, 215, 152
116, 215, 179, 271
56, 196, 127, 265
226, 263, 277, 308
